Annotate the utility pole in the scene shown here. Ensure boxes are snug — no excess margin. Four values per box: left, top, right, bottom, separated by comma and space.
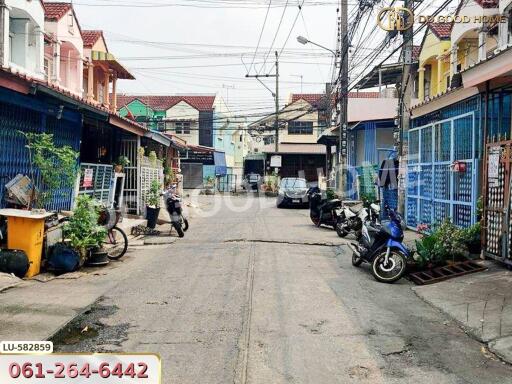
245, 51, 280, 153
338, 0, 349, 195
274, 51, 279, 153
397, 0, 415, 215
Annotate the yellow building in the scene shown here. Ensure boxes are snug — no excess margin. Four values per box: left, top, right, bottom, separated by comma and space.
417, 23, 452, 101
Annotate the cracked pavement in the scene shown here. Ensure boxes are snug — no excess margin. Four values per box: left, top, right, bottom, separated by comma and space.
52, 195, 512, 383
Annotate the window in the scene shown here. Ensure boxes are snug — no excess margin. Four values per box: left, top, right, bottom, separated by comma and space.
175, 121, 191, 135
263, 136, 274, 145
288, 121, 313, 135
165, 121, 173, 131
157, 120, 165, 131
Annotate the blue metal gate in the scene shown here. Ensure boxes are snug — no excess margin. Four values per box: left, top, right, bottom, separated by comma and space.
407, 111, 479, 229
0, 89, 81, 211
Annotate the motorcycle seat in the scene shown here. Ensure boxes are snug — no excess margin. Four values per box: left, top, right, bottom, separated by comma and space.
348, 204, 364, 214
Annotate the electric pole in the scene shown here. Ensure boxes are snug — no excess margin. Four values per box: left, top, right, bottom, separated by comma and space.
338, 0, 349, 195
397, 0, 415, 215
274, 51, 279, 153
245, 51, 280, 153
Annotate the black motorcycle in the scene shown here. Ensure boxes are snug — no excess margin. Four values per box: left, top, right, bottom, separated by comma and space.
308, 187, 342, 229
349, 206, 411, 283
336, 201, 381, 238
164, 187, 189, 238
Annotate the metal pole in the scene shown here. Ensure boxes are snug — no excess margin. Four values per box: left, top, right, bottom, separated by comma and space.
397, 0, 414, 215
339, 0, 349, 195
275, 51, 279, 153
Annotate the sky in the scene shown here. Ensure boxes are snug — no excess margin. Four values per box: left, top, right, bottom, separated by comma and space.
69, 0, 348, 118
68, 0, 454, 119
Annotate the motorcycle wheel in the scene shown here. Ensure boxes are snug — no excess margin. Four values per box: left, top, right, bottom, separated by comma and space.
182, 217, 189, 232
371, 250, 406, 284
336, 221, 349, 237
172, 222, 185, 238
352, 252, 363, 267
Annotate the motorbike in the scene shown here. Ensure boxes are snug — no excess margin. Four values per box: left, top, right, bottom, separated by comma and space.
163, 185, 189, 238
336, 201, 381, 238
308, 187, 342, 229
349, 205, 411, 283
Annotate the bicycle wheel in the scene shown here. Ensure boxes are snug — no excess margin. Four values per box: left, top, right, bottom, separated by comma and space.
103, 227, 128, 260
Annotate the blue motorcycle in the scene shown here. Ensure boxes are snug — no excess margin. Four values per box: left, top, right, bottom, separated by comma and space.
349, 206, 411, 283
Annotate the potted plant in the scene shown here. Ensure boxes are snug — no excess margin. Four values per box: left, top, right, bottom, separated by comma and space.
63, 195, 107, 266
204, 176, 216, 195
113, 155, 130, 173
148, 151, 158, 167
145, 180, 161, 229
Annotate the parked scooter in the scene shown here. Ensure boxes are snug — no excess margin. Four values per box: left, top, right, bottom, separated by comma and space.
349, 205, 411, 283
308, 187, 342, 229
336, 202, 381, 238
163, 185, 189, 238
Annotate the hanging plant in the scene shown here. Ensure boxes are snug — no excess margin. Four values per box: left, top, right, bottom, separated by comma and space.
148, 151, 158, 166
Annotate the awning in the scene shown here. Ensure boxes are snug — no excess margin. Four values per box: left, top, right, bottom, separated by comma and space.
317, 127, 338, 146
354, 62, 405, 90
91, 51, 135, 80
145, 130, 171, 147
214, 151, 227, 176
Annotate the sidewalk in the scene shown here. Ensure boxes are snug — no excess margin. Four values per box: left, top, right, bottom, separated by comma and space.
413, 261, 512, 363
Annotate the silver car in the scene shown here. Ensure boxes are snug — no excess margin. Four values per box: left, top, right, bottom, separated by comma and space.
276, 178, 309, 208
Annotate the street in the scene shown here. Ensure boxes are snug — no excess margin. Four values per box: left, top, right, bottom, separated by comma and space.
52, 195, 512, 384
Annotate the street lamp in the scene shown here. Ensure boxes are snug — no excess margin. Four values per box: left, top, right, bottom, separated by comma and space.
296, 35, 337, 57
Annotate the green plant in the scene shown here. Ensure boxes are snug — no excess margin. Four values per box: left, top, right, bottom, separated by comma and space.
138, 147, 146, 159
145, 180, 161, 208
148, 151, 158, 166
326, 188, 336, 200
114, 155, 130, 168
64, 195, 107, 261
414, 233, 438, 268
460, 222, 482, 254
204, 176, 215, 187
21, 131, 79, 209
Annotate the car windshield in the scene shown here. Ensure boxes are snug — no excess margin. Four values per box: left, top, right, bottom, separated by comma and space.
280, 179, 307, 189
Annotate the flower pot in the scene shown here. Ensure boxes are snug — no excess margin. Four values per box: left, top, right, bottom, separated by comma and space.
146, 206, 160, 229
86, 249, 109, 267
114, 165, 123, 173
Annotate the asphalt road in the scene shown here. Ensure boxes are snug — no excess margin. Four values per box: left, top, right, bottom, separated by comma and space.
54, 195, 512, 383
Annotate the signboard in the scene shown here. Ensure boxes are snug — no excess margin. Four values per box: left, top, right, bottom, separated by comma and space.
270, 155, 282, 168
83, 168, 94, 188
488, 147, 501, 187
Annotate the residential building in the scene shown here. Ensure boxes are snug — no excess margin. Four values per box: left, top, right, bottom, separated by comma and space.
82, 30, 133, 111
458, 0, 512, 265
0, 0, 46, 79
43, 2, 83, 95
249, 93, 330, 183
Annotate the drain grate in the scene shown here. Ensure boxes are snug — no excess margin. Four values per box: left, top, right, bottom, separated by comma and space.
409, 261, 487, 285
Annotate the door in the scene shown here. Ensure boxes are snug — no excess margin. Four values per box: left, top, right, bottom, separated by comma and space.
182, 163, 203, 189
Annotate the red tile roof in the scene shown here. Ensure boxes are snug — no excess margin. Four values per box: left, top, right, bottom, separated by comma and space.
82, 30, 104, 48
475, 0, 499, 7
291, 92, 380, 105
429, 22, 452, 40
43, 2, 72, 21
116, 95, 216, 112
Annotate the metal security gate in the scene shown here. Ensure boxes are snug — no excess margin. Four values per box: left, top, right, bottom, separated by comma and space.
484, 143, 512, 265
217, 174, 237, 192
78, 163, 114, 203
182, 163, 203, 189
120, 137, 140, 215
407, 112, 478, 229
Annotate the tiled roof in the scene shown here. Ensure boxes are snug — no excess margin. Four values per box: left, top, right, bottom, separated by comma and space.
290, 92, 380, 105
475, 0, 499, 7
429, 22, 452, 40
82, 30, 104, 48
43, 2, 72, 21
116, 95, 216, 112
0, 67, 146, 133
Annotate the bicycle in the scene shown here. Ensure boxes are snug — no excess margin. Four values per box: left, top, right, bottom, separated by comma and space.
98, 209, 128, 260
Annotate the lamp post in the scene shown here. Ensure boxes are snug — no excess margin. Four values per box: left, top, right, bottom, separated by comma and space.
297, 35, 339, 188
